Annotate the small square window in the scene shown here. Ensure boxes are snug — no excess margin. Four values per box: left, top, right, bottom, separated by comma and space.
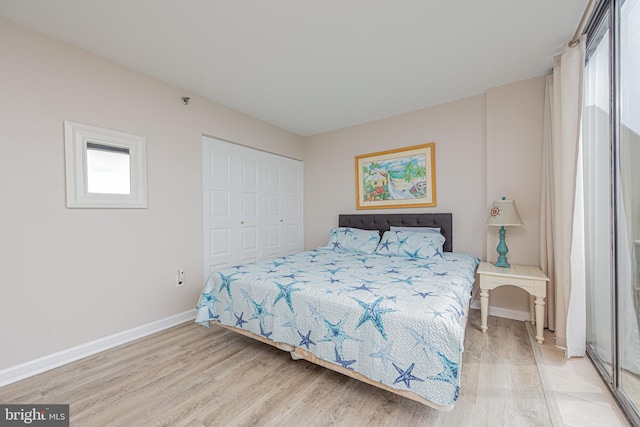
86, 143, 131, 194
64, 121, 147, 208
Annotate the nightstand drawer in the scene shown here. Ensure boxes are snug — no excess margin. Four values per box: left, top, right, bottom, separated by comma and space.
481, 276, 536, 293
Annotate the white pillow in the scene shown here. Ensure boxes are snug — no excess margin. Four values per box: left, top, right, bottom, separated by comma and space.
326, 227, 381, 254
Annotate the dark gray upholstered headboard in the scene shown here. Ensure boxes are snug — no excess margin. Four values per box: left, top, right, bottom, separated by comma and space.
338, 213, 453, 252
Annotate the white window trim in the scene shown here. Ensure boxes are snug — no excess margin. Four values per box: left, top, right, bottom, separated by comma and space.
64, 121, 148, 208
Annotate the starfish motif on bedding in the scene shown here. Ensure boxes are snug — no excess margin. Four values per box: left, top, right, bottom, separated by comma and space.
396, 235, 410, 246
412, 291, 437, 299
406, 327, 438, 358
234, 312, 248, 328
221, 297, 236, 317
444, 291, 463, 307
273, 281, 303, 312
369, 340, 396, 371
207, 309, 219, 321
319, 316, 359, 354
281, 312, 300, 332
416, 262, 434, 270
297, 330, 315, 349
334, 348, 356, 370
271, 259, 288, 268
392, 276, 418, 286
250, 298, 273, 323
428, 352, 459, 386
347, 282, 379, 293
200, 290, 216, 303
239, 288, 253, 304
305, 303, 323, 327
351, 297, 396, 340
323, 267, 344, 275
197, 291, 220, 321
218, 272, 240, 298
392, 362, 424, 389
378, 239, 392, 251
427, 309, 446, 319
198, 291, 217, 308
403, 248, 422, 259
445, 305, 463, 322
441, 292, 466, 322
259, 322, 272, 340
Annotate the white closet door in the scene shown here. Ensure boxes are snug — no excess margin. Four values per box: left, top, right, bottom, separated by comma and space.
262, 160, 284, 260
261, 154, 304, 259
202, 138, 260, 280
282, 158, 304, 255
202, 136, 303, 282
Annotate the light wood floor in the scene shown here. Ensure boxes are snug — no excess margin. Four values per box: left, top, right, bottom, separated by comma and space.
0, 310, 557, 426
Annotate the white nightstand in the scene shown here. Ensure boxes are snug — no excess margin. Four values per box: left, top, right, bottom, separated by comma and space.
476, 262, 549, 344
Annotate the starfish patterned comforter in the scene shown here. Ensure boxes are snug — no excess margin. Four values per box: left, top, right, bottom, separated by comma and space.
196, 242, 479, 408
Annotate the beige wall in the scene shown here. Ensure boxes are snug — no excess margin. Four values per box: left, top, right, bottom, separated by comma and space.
0, 18, 303, 370
304, 76, 546, 315
303, 96, 487, 257
485, 77, 546, 311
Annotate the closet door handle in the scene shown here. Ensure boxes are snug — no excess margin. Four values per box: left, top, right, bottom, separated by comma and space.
240, 221, 244, 224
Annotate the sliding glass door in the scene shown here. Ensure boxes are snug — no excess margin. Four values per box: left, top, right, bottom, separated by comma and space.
619, 0, 640, 415
583, 0, 640, 423
583, 8, 613, 380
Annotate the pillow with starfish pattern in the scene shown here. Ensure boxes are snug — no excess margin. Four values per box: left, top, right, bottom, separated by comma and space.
325, 227, 381, 254
375, 230, 445, 259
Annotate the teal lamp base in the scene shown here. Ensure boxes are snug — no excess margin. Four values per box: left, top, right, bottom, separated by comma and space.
494, 226, 511, 268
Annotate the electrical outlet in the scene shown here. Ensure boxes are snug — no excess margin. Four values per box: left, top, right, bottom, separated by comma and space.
176, 269, 185, 287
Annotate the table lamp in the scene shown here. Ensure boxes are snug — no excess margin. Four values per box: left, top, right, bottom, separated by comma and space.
486, 196, 524, 268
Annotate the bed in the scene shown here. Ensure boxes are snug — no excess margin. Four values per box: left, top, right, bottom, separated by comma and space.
195, 213, 479, 410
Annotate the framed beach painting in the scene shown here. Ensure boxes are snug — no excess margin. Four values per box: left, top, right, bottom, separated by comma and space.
355, 143, 436, 209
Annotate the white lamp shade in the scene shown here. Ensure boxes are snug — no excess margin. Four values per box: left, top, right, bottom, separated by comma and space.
486, 198, 524, 226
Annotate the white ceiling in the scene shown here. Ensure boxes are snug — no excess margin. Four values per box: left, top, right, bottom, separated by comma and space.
0, 0, 588, 136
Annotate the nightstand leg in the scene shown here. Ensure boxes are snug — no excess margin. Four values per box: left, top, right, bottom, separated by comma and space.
529, 295, 535, 325
480, 289, 489, 333
535, 296, 545, 344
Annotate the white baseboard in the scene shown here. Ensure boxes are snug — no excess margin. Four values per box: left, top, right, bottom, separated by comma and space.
470, 300, 531, 322
0, 310, 196, 388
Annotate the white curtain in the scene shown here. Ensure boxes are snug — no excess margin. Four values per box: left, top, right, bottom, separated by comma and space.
540, 36, 586, 357
540, 74, 556, 333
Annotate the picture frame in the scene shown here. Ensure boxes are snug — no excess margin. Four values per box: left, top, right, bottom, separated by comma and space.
355, 143, 436, 209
